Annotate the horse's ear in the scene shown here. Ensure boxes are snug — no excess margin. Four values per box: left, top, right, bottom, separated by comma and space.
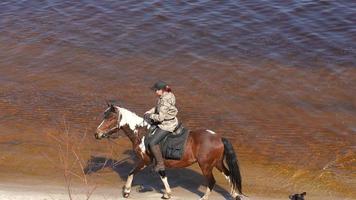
301, 192, 306, 196
106, 100, 110, 107
109, 104, 117, 112
114, 105, 119, 113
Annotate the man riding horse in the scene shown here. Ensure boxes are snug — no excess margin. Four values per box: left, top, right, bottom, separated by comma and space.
143, 80, 178, 172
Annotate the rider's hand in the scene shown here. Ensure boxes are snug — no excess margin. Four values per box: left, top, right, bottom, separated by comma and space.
143, 113, 152, 122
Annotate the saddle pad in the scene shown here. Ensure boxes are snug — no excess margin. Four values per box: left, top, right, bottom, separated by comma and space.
145, 128, 190, 160
161, 128, 189, 160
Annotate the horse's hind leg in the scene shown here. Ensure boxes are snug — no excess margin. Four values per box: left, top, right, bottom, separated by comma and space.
215, 160, 230, 181
215, 160, 240, 199
198, 164, 216, 200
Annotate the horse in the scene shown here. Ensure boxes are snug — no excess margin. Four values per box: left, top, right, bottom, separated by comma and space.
94, 104, 244, 200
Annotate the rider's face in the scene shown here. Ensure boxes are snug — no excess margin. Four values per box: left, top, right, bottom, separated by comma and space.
155, 89, 163, 96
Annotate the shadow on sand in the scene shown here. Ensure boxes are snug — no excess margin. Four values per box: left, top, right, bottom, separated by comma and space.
84, 150, 233, 199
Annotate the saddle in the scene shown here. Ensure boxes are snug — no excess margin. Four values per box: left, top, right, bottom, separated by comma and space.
145, 123, 190, 160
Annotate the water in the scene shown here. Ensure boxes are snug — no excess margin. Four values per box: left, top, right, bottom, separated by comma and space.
0, 0, 355, 198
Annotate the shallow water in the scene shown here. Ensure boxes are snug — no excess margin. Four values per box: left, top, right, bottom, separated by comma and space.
0, 0, 355, 198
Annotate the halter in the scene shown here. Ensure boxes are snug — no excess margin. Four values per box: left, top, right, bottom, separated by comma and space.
100, 125, 119, 138
100, 106, 149, 140
100, 107, 122, 139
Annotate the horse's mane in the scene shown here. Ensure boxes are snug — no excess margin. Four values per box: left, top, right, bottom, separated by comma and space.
116, 106, 149, 131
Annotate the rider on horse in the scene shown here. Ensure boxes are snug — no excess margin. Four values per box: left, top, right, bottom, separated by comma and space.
144, 80, 178, 172
95, 81, 243, 199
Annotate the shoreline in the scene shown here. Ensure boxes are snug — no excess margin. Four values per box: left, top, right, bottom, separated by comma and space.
1, 181, 353, 200
0, 181, 278, 200
0, 175, 353, 200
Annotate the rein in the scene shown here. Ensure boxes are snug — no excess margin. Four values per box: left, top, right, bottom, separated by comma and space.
101, 126, 119, 139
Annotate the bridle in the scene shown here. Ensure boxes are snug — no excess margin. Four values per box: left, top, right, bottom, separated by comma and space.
100, 125, 119, 139
97, 106, 148, 141
99, 107, 122, 139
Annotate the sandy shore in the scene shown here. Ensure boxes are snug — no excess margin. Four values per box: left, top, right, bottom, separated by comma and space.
0, 175, 353, 200
0, 185, 233, 200
0, 181, 278, 200
0, 165, 353, 200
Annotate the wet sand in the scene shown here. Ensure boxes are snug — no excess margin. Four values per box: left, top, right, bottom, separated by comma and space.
0, 182, 260, 200
0, 175, 352, 200
0, 131, 353, 200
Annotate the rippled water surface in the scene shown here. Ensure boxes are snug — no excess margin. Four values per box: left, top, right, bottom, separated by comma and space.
0, 0, 355, 198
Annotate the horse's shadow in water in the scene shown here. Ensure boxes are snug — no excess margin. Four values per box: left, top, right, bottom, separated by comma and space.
84, 152, 232, 199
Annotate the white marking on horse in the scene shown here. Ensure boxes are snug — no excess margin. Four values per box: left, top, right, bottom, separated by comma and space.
199, 187, 212, 200
139, 136, 146, 155
125, 174, 134, 193
222, 172, 230, 182
97, 120, 105, 131
206, 129, 216, 134
160, 176, 172, 195
118, 107, 148, 130
117, 106, 149, 154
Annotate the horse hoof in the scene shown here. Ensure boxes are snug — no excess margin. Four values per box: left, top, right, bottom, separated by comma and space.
122, 186, 131, 198
161, 193, 171, 199
123, 193, 130, 198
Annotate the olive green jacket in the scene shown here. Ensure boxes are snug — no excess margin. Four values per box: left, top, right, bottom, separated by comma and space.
146, 92, 178, 132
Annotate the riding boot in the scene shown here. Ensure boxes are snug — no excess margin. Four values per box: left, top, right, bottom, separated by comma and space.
151, 144, 165, 172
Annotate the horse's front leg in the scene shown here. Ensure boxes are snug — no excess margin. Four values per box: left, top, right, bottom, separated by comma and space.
158, 170, 172, 199
122, 160, 146, 198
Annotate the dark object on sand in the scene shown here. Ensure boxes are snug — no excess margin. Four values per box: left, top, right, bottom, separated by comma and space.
289, 192, 306, 200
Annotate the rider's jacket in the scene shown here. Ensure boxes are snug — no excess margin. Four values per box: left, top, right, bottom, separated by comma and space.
146, 92, 178, 132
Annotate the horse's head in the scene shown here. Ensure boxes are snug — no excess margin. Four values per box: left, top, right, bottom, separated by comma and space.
289, 192, 306, 200
95, 103, 148, 140
95, 103, 121, 139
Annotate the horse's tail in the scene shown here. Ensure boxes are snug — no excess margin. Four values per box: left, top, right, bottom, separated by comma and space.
222, 137, 243, 195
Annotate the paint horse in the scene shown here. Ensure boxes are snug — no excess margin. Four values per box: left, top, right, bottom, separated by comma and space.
94, 104, 244, 200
